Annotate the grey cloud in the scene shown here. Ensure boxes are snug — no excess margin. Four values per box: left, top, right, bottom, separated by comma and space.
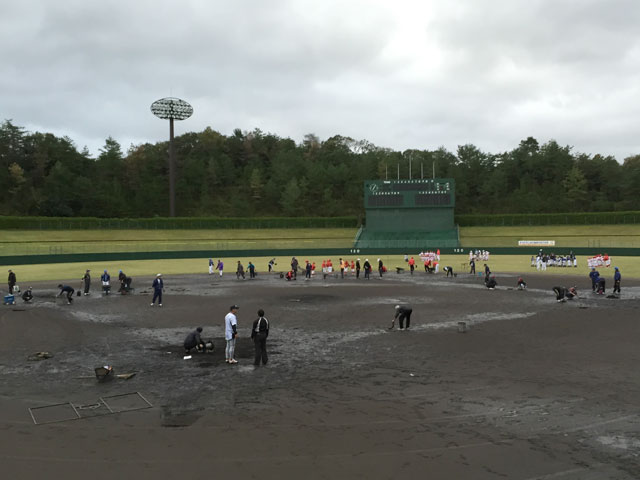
1, 0, 639, 161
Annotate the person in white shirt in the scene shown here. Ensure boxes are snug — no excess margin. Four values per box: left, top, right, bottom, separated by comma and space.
225, 305, 239, 364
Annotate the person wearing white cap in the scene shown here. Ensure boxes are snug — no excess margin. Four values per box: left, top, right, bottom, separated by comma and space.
150, 273, 164, 307
389, 304, 412, 330
363, 259, 371, 279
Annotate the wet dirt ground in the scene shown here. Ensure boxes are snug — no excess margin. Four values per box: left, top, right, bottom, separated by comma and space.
1, 269, 639, 479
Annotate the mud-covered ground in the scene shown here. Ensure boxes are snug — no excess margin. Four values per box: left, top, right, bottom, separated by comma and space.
1, 269, 639, 479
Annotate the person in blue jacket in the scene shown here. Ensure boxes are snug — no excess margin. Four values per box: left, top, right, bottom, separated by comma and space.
101, 270, 111, 295
151, 273, 164, 307
613, 267, 621, 295
589, 268, 600, 292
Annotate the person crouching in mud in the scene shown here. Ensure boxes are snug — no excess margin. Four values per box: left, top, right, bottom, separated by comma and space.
184, 327, 205, 353
485, 276, 497, 289
553, 286, 577, 302
517, 277, 527, 290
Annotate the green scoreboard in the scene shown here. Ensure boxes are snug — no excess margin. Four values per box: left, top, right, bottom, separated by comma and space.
363, 179, 455, 233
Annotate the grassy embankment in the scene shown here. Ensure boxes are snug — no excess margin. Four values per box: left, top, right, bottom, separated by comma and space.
1, 225, 639, 282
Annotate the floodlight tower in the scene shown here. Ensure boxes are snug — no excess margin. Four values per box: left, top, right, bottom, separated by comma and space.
150, 97, 193, 217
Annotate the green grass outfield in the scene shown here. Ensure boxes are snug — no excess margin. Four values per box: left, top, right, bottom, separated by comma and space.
2, 225, 639, 282
461, 224, 640, 248
7, 254, 637, 283
2, 224, 640, 256
0, 228, 356, 256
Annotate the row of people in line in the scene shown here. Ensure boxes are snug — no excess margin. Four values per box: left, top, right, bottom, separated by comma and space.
531, 253, 577, 269
469, 250, 491, 261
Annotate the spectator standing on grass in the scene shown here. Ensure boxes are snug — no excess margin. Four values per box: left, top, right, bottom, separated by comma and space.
252, 309, 269, 366
217, 259, 224, 277
82, 269, 91, 295
613, 267, 621, 295
225, 305, 239, 364
150, 273, 163, 307
8, 269, 17, 294
57, 284, 74, 304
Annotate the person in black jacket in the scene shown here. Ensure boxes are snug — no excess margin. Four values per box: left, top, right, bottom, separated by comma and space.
251, 309, 269, 366
22, 286, 33, 303
363, 259, 372, 279
390, 304, 413, 330
118, 270, 132, 293
8, 269, 17, 294
57, 284, 75, 304
184, 327, 205, 353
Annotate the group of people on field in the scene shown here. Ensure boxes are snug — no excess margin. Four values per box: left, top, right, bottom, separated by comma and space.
532, 251, 577, 270
183, 305, 270, 367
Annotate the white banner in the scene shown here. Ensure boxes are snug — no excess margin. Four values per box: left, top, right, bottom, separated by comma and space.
518, 240, 555, 247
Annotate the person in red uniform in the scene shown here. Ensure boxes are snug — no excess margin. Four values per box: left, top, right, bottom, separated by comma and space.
408, 257, 415, 275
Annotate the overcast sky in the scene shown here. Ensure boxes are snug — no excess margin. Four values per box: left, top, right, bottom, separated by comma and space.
1, 0, 639, 160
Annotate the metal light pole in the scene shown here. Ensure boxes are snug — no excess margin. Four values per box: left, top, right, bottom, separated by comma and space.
150, 97, 193, 217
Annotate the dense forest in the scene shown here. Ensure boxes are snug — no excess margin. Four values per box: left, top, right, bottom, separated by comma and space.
1, 119, 639, 218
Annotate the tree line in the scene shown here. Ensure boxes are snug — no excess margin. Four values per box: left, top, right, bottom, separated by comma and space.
1, 119, 639, 218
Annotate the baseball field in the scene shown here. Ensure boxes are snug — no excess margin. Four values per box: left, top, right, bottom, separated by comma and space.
1, 268, 639, 479
2, 224, 640, 282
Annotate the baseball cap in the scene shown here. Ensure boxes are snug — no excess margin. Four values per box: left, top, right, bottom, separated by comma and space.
230, 304, 239, 310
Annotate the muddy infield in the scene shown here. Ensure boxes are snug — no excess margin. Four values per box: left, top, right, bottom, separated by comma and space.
1, 270, 639, 479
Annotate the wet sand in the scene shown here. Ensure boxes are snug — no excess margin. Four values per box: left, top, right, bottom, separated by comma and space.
1, 270, 639, 479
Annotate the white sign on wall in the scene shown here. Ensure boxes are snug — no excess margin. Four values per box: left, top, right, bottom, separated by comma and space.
518, 240, 556, 247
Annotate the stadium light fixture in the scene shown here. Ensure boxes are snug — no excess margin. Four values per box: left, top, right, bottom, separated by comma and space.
150, 97, 193, 217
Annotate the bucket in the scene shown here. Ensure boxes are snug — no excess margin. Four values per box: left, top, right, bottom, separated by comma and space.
457, 321, 467, 333
94, 366, 113, 382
